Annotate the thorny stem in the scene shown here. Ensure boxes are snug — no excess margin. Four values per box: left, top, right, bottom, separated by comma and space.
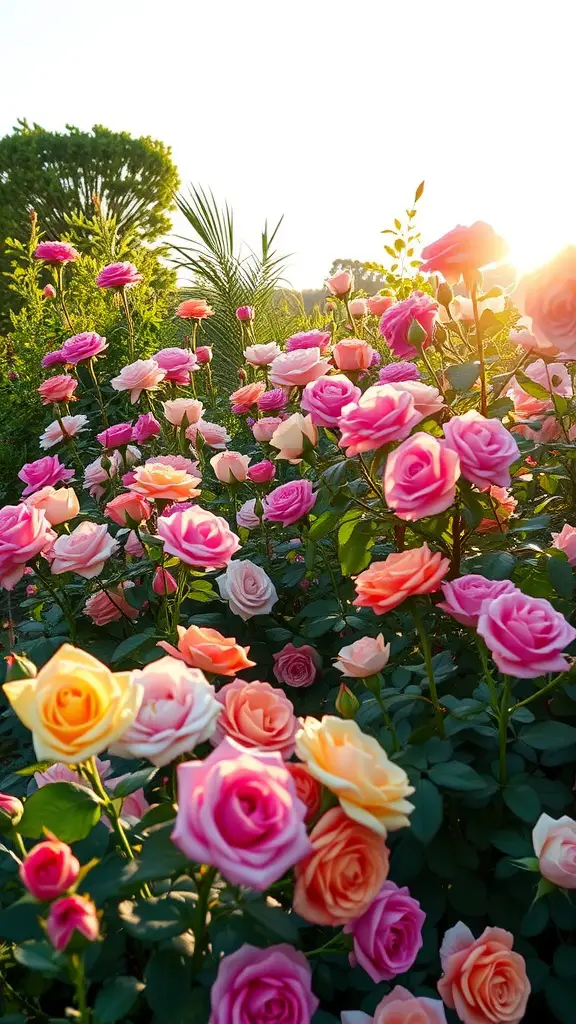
87, 359, 108, 428
192, 867, 217, 971
33, 562, 77, 642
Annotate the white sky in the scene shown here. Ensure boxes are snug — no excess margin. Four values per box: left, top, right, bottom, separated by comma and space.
1, 0, 575, 290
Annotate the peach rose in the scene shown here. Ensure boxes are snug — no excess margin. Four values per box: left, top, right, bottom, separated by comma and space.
158, 624, 255, 676
270, 413, 318, 463
210, 451, 251, 483
83, 583, 140, 625
333, 339, 375, 370
129, 462, 201, 503
296, 716, 414, 836
293, 807, 390, 925
270, 348, 331, 388
25, 486, 79, 526
286, 763, 322, 823
438, 922, 530, 1024
334, 634, 390, 677
344, 986, 447, 1024
111, 359, 166, 403
532, 813, 576, 888
229, 381, 267, 409
252, 417, 285, 443
211, 678, 298, 758
105, 491, 152, 526
354, 544, 449, 615
51, 522, 119, 579
162, 398, 204, 426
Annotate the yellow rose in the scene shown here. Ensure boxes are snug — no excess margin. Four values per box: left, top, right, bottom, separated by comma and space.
3, 644, 142, 763
295, 715, 414, 836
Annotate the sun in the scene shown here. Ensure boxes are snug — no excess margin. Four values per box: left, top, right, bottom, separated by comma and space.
504, 223, 575, 279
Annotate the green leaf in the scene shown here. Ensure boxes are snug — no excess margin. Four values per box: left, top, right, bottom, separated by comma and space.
119, 895, 192, 941
546, 977, 576, 1024
133, 827, 188, 883
548, 555, 574, 599
242, 900, 301, 943
409, 779, 443, 844
13, 940, 64, 975
109, 766, 158, 797
111, 631, 156, 664
445, 362, 481, 391
522, 898, 549, 937
0, 897, 45, 942
503, 783, 541, 823
491, 829, 532, 857
516, 370, 552, 402
94, 976, 144, 1024
19, 782, 101, 842
428, 762, 487, 792
464, 551, 516, 580
145, 950, 195, 1024
554, 945, 576, 980
338, 517, 379, 576
520, 721, 576, 750
308, 510, 343, 541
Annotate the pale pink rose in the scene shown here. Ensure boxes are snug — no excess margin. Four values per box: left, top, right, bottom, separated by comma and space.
533, 813, 576, 888
209, 944, 318, 1024
334, 634, 390, 677
158, 506, 240, 568
286, 330, 331, 352
247, 459, 276, 483
152, 567, 178, 595
510, 325, 557, 356
443, 410, 519, 490
146, 453, 199, 474
38, 375, 78, 405
438, 575, 518, 627
244, 342, 282, 365
327, 270, 353, 296
42, 349, 67, 368
257, 388, 288, 412
263, 479, 317, 527
109, 656, 220, 766
163, 397, 204, 426
196, 345, 212, 363
111, 359, 166, 403
212, 678, 297, 758
133, 413, 161, 443
210, 451, 251, 483
25, 486, 79, 526
47, 895, 99, 952
273, 642, 320, 688
438, 922, 529, 1024
35, 241, 79, 263
384, 433, 460, 521
270, 413, 318, 463
96, 261, 142, 288
333, 339, 375, 371
83, 583, 140, 625
236, 305, 255, 321
83, 455, 117, 500
186, 420, 231, 449
388, 379, 444, 418
301, 375, 361, 428
96, 423, 134, 448
367, 294, 393, 316
478, 591, 576, 677
172, 739, 311, 890
344, 882, 425, 983
348, 298, 368, 317
517, 247, 576, 357
421, 222, 508, 284
0, 503, 55, 590
154, 347, 197, 385
378, 361, 421, 384
124, 530, 145, 557
236, 499, 261, 530
379, 292, 438, 359
511, 415, 561, 443
552, 523, 576, 565
270, 348, 331, 388
18, 455, 74, 496
217, 559, 278, 620
51, 521, 119, 578
40, 415, 88, 450
35, 758, 111, 791
523, 358, 573, 397
252, 416, 285, 442
339, 384, 422, 458
450, 293, 506, 321
60, 332, 108, 364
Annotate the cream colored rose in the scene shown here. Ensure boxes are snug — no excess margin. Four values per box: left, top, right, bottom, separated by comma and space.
270, 413, 318, 463
210, 451, 251, 483
295, 715, 414, 836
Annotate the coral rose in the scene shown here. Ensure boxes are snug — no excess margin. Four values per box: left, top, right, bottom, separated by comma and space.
129, 462, 201, 503
353, 544, 450, 615
105, 491, 152, 526
367, 294, 394, 316
163, 397, 204, 426
154, 347, 197, 385
211, 678, 297, 758
338, 384, 422, 458
301, 374, 361, 428
97, 261, 142, 288
0, 503, 55, 590
421, 222, 507, 283
273, 643, 320, 688
532, 813, 576, 888
379, 361, 421, 384
34, 241, 79, 263
384, 433, 460, 521
263, 479, 317, 527
133, 412, 161, 443
379, 292, 438, 359
209, 943, 318, 1024
18, 455, 74, 496
327, 270, 353, 296
60, 332, 108, 363
270, 348, 331, 387
333, 339, 375, 370
244, 342, 282, 365
344, 881, 425, 982
50, 521, 119, 578
252, 416, 284, 442
111, 358, 166, 403
286, 762, 322, 822
294, 807, 390, 925
83, 583, 140, 625
270, 413, 318, 462
20, 840, 80, 901
38, 375, 78, 405
47, 895, 99, 951
438, 922, 530, 1024
229, 381, 266, 410
158, 506, 240, 568
210, 451, 251, 483
438, 575, 518, 628
258, 388, 288, 411
158, 624, 255, 676
296, 715, 414, 835
477, 590, 576, 678
3, 643, 142, 762
334, 634, 390, 677
217, 559, 278, 619
344, 986, 447, 1024
517, 247, 576, 357
552, 523, 576, 565
286, 329, 331, 352
443, 411, 519, 490
177, 298, 214, 319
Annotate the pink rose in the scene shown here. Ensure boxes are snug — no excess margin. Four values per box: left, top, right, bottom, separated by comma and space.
209, 943, 318, 1024
163, 397, 205, 427
270, 413, 318, 463
511, 416, 561, 443
96, 261, 142, 288
40, 414, 88, 450
523, 358, 573, 397
124, 531, 145, 556
18, 455, 74, 496
217, 559, 278, 620
212, 678, 298, 758
258, 388, 288, 411
133, 412, 161, 443
244, 342, 282, 365
83, 583, 140, 625
230, 382, 267, 412
236, 305, 255, 321
438, 922, 529, 1024
110, 656, 220, 766
236, 498, 261, 530
334, 634, 390, 677
379, 292, 438, 358
438, 575, 518, 628
518, 247, 576, 357
96, 423, 134, 448
270, 348, 331, 387
35, 758, 111, 790
443, 410, 519, 490
338, 384, 422, 458
187, 420, 231, 450
389, 379, 444, 418
507, 378, 552, 420
384, 433, 460, 522
210, 451, 251, 483
286, 330, 331, 352
348, 297, 368, 317
247, 459, 276, 483
552, 523, 576, 565
301, 374, 361, 428
379, 362, 421, 384
38, 375, 78, 405
60, 332, 108, 364
172, 739, 311, 889
152, 567, 178, 595
111, 359, 166, 403
20, 839, 80, 901
344, 881, 425, 983
47, 894, 100, 951
43, 283, 56, 299
34, 241, 79, 263
196, 345, 212, 363
0, 794, 23, 824
327, 270, 353, 296
344, 986, 447, 1024
263, 479, 317, 527
333, 339, 375, 370
105, 491, 152, 525
146, 453, 198, 473
252, 416, 285, 442
479, 590, 576, 677
106, 777, 150, 825
421, 222, 508, 284
367, 294, 393, 316
158, 506, 240, 568
273, 642, 320, 688
154, 347, 197, 385
51, 521, 119, 578
0, 503, 55, 590
42, 349, 67, 368
533, 813, 576, 888
83, 455, 115, 500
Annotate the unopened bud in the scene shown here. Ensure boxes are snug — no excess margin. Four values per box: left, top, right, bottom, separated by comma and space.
436, 282, 453, 308
0, 794, 24, 830
335, 683, 360, 720
5, 653, 37, 682
407, 317, 428, 348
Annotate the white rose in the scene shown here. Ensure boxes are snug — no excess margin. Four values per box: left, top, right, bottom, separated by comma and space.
217, 559, 278, 620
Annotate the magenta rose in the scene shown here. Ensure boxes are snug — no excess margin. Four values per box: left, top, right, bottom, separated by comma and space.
263, 480, 317, 527
420, 222, 508, 284
236, 305, 255, 321
344, 881, 425, 983
0, 503, 55, 590
338, 384, 422, 458
286, 329, 331, 352
247, 459, 276, 484
154, 346, 198, 385
172, 738, 311, 889
384, 433, 460, 522
96, 261, 142, 288
34, 241, 79, 263
301, 374, 361, 428
133, 412, 161, 443
37, 375, 78, 405
478, 591, 576, 678
438, 575, 518, 628
209, 943, 318, 1024
60, 332, 108, 364
47, 894, 99, 951
258, 388, 288, 411
0, 793, 23, 824
157, 506, 240, 569
273, 643, 320, 688
96, 423, 135, 448
379, 361, 421, 384
443, 411, 519, 491
379, 292, 438, 359
41, 349, 67, 369
18, 455, 74, 496
20, 839, 80, 901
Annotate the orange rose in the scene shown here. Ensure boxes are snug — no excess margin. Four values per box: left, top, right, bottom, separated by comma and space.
211, 678, 297, 758
129, 462, 201, 503
286, 762, 322, 823
438, 922, 530, 1024
229, 381, 267, 408
353, 543, 450, 615
293, 807, 389, 925
157, 624, 255, 676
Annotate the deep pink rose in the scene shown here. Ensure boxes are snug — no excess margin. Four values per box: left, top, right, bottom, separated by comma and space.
157, 506, 240, 568
379, 361, 421, 384
154, 347, 197, 384
43, 284, 56, 299
97, 261, 142, 288
96, 422, 134, 448
247, 459, 276, 484
34, 241, 79, 263
301, 374, 361, 428
338, 384, 422, 458
263, 480, 317, 527
438, 575, 518, 628
196, 345, 213, 363
209, 943, 318, 1024
61, 332, 108, 364
379, 292, 438, 359
327, 270, 353, 296
20, 839, 80, 901
286, 330, 331, 352
133, 412, 161, 443
236, 305, 255, 321
270, 348, 331, 388
18, 455, 74, 496
258, 388, 288, 411
47, 894, 99, 951
38, 375, 78, 405
152, 566, 178, 595
0, 503, 55, 590
42, 349, 67, 368
443, 411, 520, 490
273, 643, 320, 688
420, 222, 508, 284
344, 881, 425, 983
172, 738, 311, 889
51, 521, 119, 578
384, 433, 460, 522
367, 294, 394, 316
477, 591, 576, 678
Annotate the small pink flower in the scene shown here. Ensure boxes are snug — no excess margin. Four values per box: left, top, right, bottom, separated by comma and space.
384, 433, 460, 521
0, 503, 55, 590
236, 498, 261, 530
270, 348, 331, 388
20, 840, 80, 901
84, 583, 140, 625
42, 349, 67, 369
51, 521, 119, 579
339, 384, 422, 458
39, 415, 88, 450
96, 422, 134, 448
533, 813, 576, 888
38, 375, 78, 405
187, 419, 231, 450
154, 347, 198, 385
349, 297, 368, 317
252, 416, 285, 442
236, 305, 255, 321
152, 567, 178, 595
344, 881, 425, 982
247, 459, 276, 483
47, 895, 99, 951
209, 944, 318, 1024
244, 342, 281, 365
263, 479, 317, 527
43, 284, 56, 299
478, 591, 576, 678
286, 330, 331, 352
18, 455, 74, 496
443, 410, 519, 491
367, 294, 393, 316
133, 412, 161, 443
273, 642, 320, 688
97, 261, 142, 288
379, 361, 421, 384
61, 332, 108, 364
327, 270, 353, 296
552, 523, 576, 565
333, 339, 375, 371
111, 359, 166, 403
196, 345, 212, 363
217, 559, 278, 620
158, 506, 240, 569
380, 291, 438, 359
438, 574, 518, 628
0, 793, 23, 823
421, 222, 508, 284
34, 241, 79, 263
334, 634, 390, 677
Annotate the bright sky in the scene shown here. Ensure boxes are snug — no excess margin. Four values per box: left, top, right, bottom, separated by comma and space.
1, 0, 574, 290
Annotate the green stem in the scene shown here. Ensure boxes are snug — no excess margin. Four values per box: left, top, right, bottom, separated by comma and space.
84, 757, 140, 869
34, 563, 77, 642
171, 564, 188, 636
120, 286, 135, 361
476, 637, 499, 709
71, 954, 90, 1024
411, 601, 444, 736
345, 299, 359, 337
305, 933, 346, 958
499, 676, 512, 786
451, 506, 462, 576
512, 670, 569, 710
56, 264, 74, 332
471, 280, 487, 416
87, 359, 108, 428
11, 829, 27, 860
192, 867, 217, 971
54, 408, 85, 475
